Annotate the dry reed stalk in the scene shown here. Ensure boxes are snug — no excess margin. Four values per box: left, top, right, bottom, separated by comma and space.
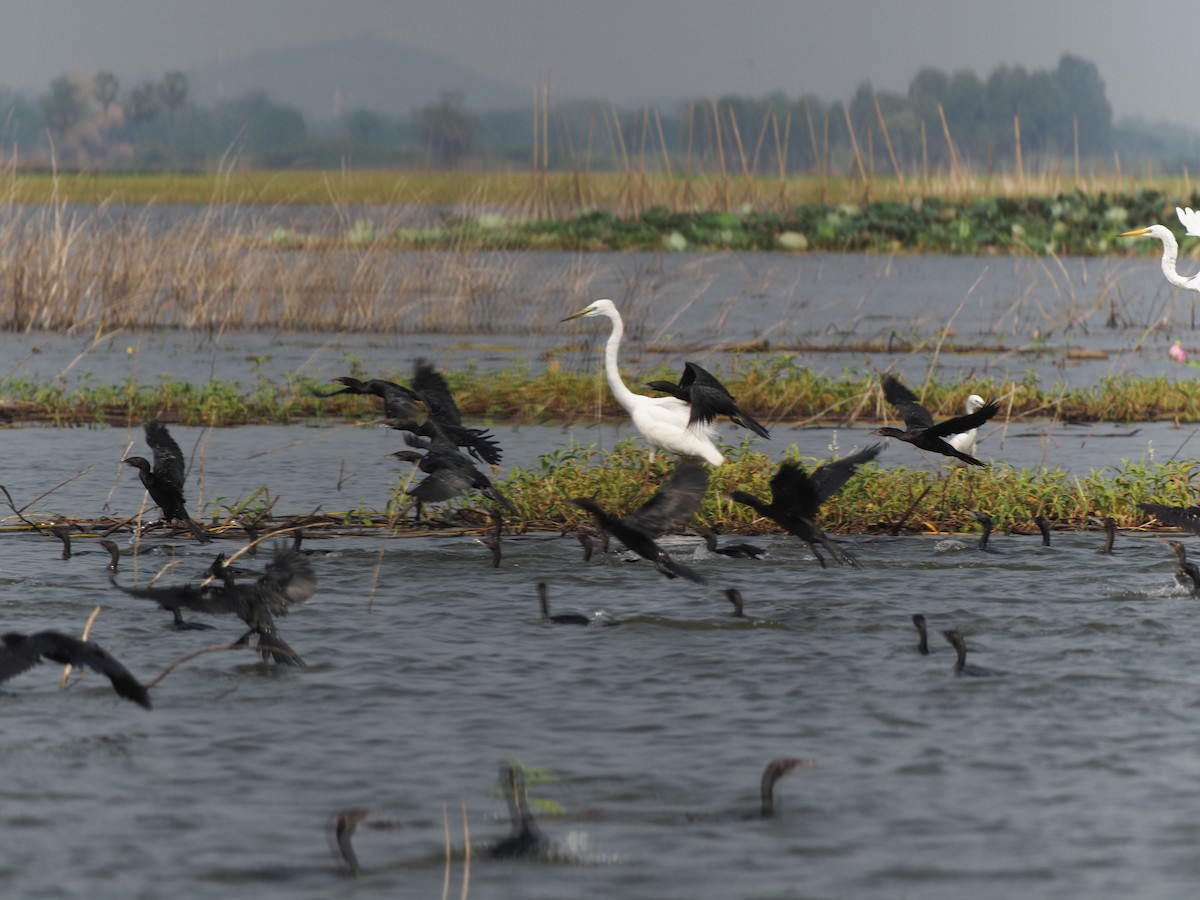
60, 605, 103, 689
936, 103, 964, 192
709, 100, 730, 209
1014, 111, 1026, 192
873, 94, 908, 201
459, 801, 471, 900
842, 106, 870, 201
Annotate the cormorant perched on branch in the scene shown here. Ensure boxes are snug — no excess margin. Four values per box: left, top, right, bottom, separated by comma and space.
0, 631, 151, 708
109, 544, 315, 665
727, 445, 882, 568
315, 358, 503, 465
573, 459, 709, 584
645, 362, 770, 439
874, 375, 998, 467
123, 421, 211, 543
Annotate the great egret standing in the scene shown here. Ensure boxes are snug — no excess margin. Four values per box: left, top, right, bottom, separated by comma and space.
1120, 206, 1200, 292
562, 299, 724, 465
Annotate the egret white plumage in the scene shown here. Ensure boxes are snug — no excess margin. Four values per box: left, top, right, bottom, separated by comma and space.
946, 394, 987, 463
561, 299, 724, 465
1120, 206, 1200, 292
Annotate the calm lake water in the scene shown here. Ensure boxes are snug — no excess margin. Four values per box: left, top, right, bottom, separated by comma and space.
4, 243, 1200, 899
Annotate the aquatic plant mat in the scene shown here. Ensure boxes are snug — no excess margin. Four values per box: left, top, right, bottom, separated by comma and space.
5, 445, 1198, 542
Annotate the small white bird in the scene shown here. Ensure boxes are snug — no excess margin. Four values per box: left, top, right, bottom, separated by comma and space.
561, 299, 724, 465
946, 394, 987, 464
1120, 206, 1200, 292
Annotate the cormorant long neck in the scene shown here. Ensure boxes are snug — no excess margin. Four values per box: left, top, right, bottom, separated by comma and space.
600, 308, 642, 416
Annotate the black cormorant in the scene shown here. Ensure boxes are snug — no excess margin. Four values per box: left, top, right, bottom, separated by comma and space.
489, 762, 546, 859
727, 445, 882, 568
1140, 501, 1200, 536
697, 527, 767, 559
1167, 540, 1200, 593
1033, 515, 1052, 547
0, 630, 151, 708
1090, 515, 1116, 554
50, 525, 73, 559
874, 375, 998, 467
392, 429, 515, 520
939, 629, 999, 677
110, 544, 316, 665
912, 613, 930, 655
645, 362, 770, 439
724, 588, 745, 618
123, 421, 211, 543
538, 582, 589, 625
572, 459, 709, 584
972, 511, 1004, 553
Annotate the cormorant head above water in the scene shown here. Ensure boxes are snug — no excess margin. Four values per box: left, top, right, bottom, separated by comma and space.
912, 613, 930, 655
1033, 515, 1052, 547
537, 582, 589, 625
698, 527, 767, 560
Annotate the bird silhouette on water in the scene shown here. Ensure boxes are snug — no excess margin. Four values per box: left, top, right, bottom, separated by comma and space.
683, 757, 814, 821
912, 614, 930, 655
572, 459, 710, 584
972, 511, 1004, 553
109, 544, 316, 665
1166, 540, 1200, 594
537, 582, 590, 625
727, 445, 882, 568
0, 631, 151, 708
123, 421, 211, 543
315, 359, 503, 465
874, 375, 998, 467
697, 527, 766, 559
1090, 515, 1116, 554
1033, 515, 1052, 547
939, 629, 999, 677
724, 588, 746, 617
490, 761, 547, 860
645, 362, 770, 439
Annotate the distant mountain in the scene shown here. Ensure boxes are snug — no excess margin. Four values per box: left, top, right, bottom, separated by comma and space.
185, 36, 529, 121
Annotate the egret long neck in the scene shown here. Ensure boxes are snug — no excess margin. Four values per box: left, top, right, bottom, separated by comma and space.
601, 310, 642, 413
1158, 231, 1193, 289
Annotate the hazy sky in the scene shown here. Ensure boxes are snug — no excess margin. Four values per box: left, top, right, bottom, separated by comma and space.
5, 1, 1193, 127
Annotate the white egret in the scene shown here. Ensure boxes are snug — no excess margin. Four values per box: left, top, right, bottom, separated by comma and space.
561, 298, 724, 465
946, 393, 987, 464
1120, 206, 1200, 291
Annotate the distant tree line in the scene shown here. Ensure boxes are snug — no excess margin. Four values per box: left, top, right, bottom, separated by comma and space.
0, 53, 1195, 174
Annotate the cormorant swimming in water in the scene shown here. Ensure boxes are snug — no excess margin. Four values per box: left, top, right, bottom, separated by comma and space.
576, 531, 595, 562
478, 515, 503, 568
392, 429, 515, 521
489, 762, 546, 859
1033, 515, 1052, 547
1090, 515, 1116, 554
874, 375, 998, 467
724, 588, 745, 617
123, 422, 211, 543
912, 613, 930, 655
572, 459, 709, 584
697, 527, 766, 559
1167, 540, 1200, 594
972, 511, 1004, 553
1139, 501, 1200, 536
0, 630, 151, 708
645, 362, 771, 440
727, 445, 882, 568
538, 582, 590, 625
50, 525, 73, 559
110, 544, 316, 665
939, 629, 999, 677
684, 757, 815, 820
98, 540, 122, 574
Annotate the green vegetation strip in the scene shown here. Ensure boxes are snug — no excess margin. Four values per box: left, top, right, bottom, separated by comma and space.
7, 366, 1200, 426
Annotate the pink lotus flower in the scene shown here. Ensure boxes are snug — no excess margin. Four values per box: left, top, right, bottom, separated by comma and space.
1170, 341, 1188, 363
